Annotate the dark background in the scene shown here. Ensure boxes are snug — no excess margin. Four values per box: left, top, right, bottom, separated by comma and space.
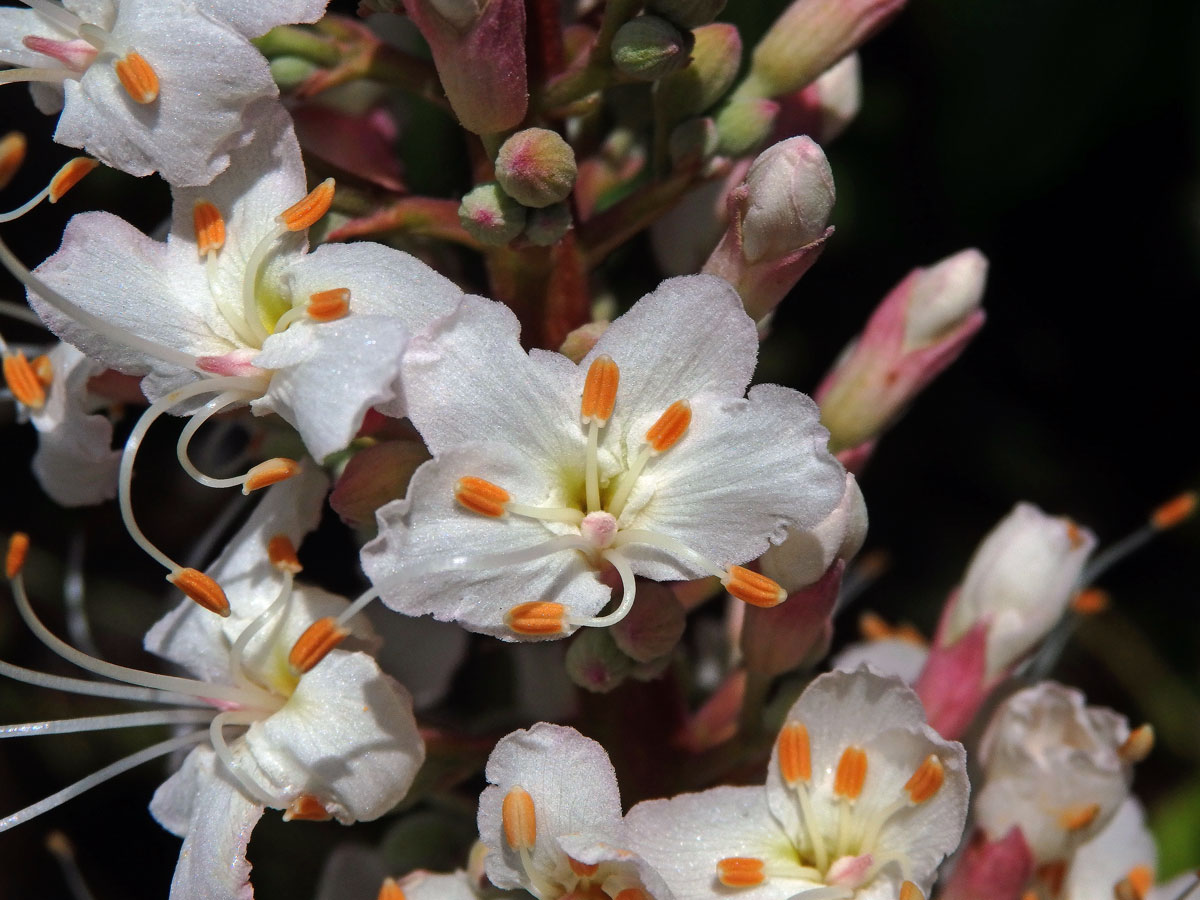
2, 0, 1199, 896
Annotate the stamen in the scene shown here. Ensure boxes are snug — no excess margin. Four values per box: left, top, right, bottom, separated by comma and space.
49, 158, 99, 203
45, 830, 94, 900
113, 51, 158, 103
833, 746, 867, 800
1037, 862, 1066, 896
502, 786, 537, 850
193, 201, 226, 256
0, 66, 78, 88
1115, 865, 1153, 900
288, 617, 350, 674
580, 354, 619, 426
0, 132, 25, 190
1057, 802, 1100, 831
569, 550, 637, 628
1152, 491, 1197, 530
507, 601, 566, 636
278, 178, 336, 231
777, 721, 811, 785
899, 882, 925, 900
378, 877, 407, 900
1085, 490, 1199, 585
723, 566, 787, 608
210, 709, 278, 804
568, 857, 600, 877
456, 476, 511, 517
0, 708, 214, 738
716, 857, 765, 887
3, 350, 46, 408
31, 353, 52, 386
1071, 588, 1109, 615
174, 388, 269, 491
307, 288, 350, 322
6, 532, 29, 579
0, 657, 210, 707
282, 794, 333, 822
167, 567, 230, 617
1118, 724, 1155, 764
903, 755, 944, 804
645, 399, 691, 453
268, 535, 303, 574
242, 458, 301, 494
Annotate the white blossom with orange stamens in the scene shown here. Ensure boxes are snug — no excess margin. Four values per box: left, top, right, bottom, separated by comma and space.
1061, 799, 1156, 900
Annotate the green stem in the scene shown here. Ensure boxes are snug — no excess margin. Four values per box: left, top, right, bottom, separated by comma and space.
253, 26, 341, 67
538, 0, 642, 111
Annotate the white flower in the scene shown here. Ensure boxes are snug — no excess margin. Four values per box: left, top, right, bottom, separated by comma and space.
760, 471, 867, 593
625, 669, 970, 900
361, 274, 845, 639
0, 0, 327, 186
1062, 799, 1156, 900
478, 722, 675, 899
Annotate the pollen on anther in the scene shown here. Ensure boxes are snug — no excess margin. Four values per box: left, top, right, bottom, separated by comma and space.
308, 288, 351, 322
1058, 802, 1100, 832
242, 458, 302, 494
279, 178, 336, 231
1070, 588, 1109, 615
193, 201, 225, 256
645, 399, 691, 453
167, 567, 230, 617
505, 601, 566, 636
717, 857, 765, 888
777, 721, 811, 785
502, 786, 537, 850
1152, 491, 1197, 530
1116, 865, 1153, 900
282, 794, 332, 822
581, 354, 619, 425
904, 754, 944, 804
568, 857, 600, 877
49, 158, 99, 203
288, 616, 351, 674
0, 131, 26, 190
3, 351, 46, 410
833, 746, 868, 800
30, 354, 53, 387
1118, 724, 1155, 764
6, 532, 30, 579
377, 877, 407, 900
267, 535, 303, 574
455, 477, 511, 518
114, 50, 159, 103
724, 566, 787, 608
899, 881, 925, 900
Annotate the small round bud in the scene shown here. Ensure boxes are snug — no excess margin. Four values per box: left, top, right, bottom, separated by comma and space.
458, 182, 526, 245
611, 16, 694, 81
654, 23, 741, 120
524, 202, 573, 246
668, 116, 719, 167
647, 0, 726, 28
559, 321, 609, 363
715, 97, 779, 156
494, 128, 577, 209
565, 627, 634, 693
268, 56, 319, 91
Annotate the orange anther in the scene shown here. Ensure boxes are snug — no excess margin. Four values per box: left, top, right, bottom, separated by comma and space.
716, 858, 765, 888
1122, 865, 1154, 900
859, 611, 892, 641
30, 354, 53, 387
580, 354, 619, 425
49, 157, 99, 203
114, 50, 159, 103
1065, 520, 1086, 550
1019, 892, 1038, 900
1058, 802, 1100, 832
1118, 724, 1154, 764
777, 721, 811, 785
1036, 861, 1066, 895
282, 794, 332, 821
833, 746, 868, 800
613, 891, 648, 900
377, 877, 407, 900
1070, 588, 1109, 615
267, 535, 303, 574
288, 616, 351, 674
1152, 491, 1197, 530
644, 399, 691, 453
501, 786, 536, 850
904, 754, 944, 804
455, 476, 511, 518
3, 351, 46, 409
505, 601, 566, 636
193, 201, 225, 256
899, 882, 925, 900
308, 288, 351, 322
568, 857, 600, 877
724, 566, 786, 608
5, 532, 30, 579
167, 567, 230, 617
0, 131, 26, 190
279, 178, 335, 231
242, 458, 301, 494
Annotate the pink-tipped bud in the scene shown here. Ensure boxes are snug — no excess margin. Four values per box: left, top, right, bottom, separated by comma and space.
715, 97, 780, 156
816, 248, 988, 457
458, 182, 526, 245
937, 829, 1035, 900
655, 23, 742, 123
741, 560, 843, 676
612, 15, 694, 81
565, 627, 635, 693
524, 202, 573, 247
495, 128, 577, 208
702, 136, 835, 321
772, 52, 862, 144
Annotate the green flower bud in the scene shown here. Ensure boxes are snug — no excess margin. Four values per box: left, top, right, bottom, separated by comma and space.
494, 128, 577, 209
611, 583, 686, 663
654, 23, 742, 121
458, 182, 526, 245
268, 56, 318, 91
611, 15, 694, 81
524, 202, 573, 246
565, 628, 635, 693
668, 116, 719, 167
647, 0, 727, 28
714, 97, 779, 156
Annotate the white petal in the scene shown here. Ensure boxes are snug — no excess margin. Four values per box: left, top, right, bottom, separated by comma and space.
1064, 798, 1156, 900
396, 870, 481, 900
557, 833, 678, 900
149, 745, 265, 900
242, 649, 423, 822
831, 640, 928, 685
193, 0, 329, 38
621, 385, 844, 580
760, 472, 867, 592
0, 7, 66, 68
478, 723, 623, 891
360, 443, 610, 640
251, 315, 409, 460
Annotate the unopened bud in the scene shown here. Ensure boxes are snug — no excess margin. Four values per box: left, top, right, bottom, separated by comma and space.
611, 582, 686, 663
495, 128, 577, 209
269, 56, 319, 90
559, 321, 609, 363
902, 248, 988, 348
715, 97, 780, 156
655, 23, 742, 121
668, 117, 719, 167
458, 181, 526, 245
524, 202, 573, 246
565, 627, 634, 693
760, 472, 867, 592
740, 136, 834, 262
612, 16, 694, 81
427, 0, 485, 30
741, 562, 842, 675
773, 52, 862, 143
647, 0, 727, 28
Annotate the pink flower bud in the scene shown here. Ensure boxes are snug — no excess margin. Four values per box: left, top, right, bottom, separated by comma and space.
740, 561, 843, 676
939, 828, 1035, 900
495, 128, 577, 208
816, 248, 987, 457
772, 52, 862, 144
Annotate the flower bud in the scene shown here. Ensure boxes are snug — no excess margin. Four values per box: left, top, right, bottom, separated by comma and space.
611, 15, 694, 81
495, 128, 577, 209
903, 248, 988, 348
559, 320, 609, 363
760, 472, 866, 592
269, 56, 319, 91
565, 627, 635, 693
458, 182, 526, 245
938, 829, 1034, 900
329, 439, 430, 529
647, 0, 727, 28
611, 582, 686, 663
426, 0, 484, 29
668, 117, 719, 167
772, 52, 862, 144
741, 561, 842, 676
523, 202, 573, 246
714, 97, 780, 156
654, 23, 742, 121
